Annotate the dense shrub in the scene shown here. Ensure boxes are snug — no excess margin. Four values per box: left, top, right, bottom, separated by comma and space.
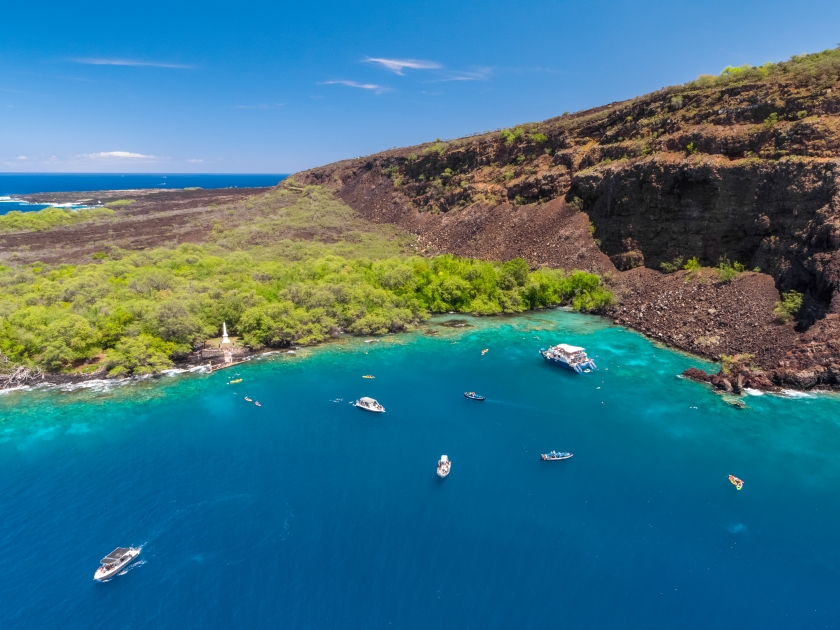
773, 290, 803, 323
0, 249, 612, 376
0, 206, 114, 233
688, 45, 840, 89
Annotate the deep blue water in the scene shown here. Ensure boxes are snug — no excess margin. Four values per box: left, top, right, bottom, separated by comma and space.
0, 173, 287, 213
1, 311, 839, 629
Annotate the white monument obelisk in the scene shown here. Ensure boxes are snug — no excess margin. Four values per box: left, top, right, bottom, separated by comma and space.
222, 322, 230, 345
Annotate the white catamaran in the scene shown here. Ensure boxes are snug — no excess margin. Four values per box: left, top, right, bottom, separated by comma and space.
539, 343, 597, 374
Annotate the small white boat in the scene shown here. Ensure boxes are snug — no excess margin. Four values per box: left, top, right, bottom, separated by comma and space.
94, 547, 140, 581
437, 455, 451, 478
541, 451, 573, 461
352, 397, 385, 413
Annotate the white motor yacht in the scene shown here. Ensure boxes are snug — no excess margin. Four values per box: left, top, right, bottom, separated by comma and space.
94, 547, 140, 581
353, 397, 385, 413
437, 455, 451, 478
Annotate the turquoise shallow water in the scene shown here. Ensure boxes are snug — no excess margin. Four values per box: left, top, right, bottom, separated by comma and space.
1, 310, 839, 629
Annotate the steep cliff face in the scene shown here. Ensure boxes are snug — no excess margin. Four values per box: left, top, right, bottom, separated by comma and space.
572, 156, 840, 318
295, 47, 840, 388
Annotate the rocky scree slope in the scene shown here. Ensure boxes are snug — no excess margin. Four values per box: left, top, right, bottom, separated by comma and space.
294, 48, 840, 389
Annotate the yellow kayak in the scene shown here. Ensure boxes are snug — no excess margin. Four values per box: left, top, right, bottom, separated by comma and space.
229, 379, 242, 384
481, 349, 489, 355
362, 375, 375, 379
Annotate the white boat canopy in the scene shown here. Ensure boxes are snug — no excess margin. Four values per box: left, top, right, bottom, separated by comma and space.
359, 397, 377, 404
555, 344, 585, 353
101, 548, 131, 564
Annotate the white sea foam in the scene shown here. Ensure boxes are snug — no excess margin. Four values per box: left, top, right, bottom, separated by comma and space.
779, 389, 817, 399
744, 388, 765, 396
0, 385, 34, 396
161, 365, 210, 376
58, 378, 130, 393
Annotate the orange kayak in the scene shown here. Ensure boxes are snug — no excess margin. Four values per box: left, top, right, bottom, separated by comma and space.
728, 475, 744, 490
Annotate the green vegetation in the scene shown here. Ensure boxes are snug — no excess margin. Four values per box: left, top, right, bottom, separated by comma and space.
683, 257, 701, 271
716, 257, 746, 283
424, 141, 448, 156
774, 290, 803, 323
763, 112, 779, 130
659, 256, 684, 273
0, 206, 114, 234
0, 185, 612, 377
500, 127, 525, 146
105, 199, 135, 207
689, 45, 840, 89
720, 353, 754, 375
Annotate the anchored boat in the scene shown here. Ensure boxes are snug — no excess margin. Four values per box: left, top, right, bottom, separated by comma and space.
729, 475, 744, 490
352, 397, 385, 413
94, 547, 140, 581
541, 451, 573, 461
437, 455, 451, 478
539, 343, 597, 373
464, 391, 485, 401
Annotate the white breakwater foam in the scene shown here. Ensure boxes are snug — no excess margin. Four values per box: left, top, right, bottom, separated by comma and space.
58, 378, 131, 393
161, 365, 210, 377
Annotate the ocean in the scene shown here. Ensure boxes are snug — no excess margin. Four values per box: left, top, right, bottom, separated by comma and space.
1, 310, 838, 629
0, 174, 287, 214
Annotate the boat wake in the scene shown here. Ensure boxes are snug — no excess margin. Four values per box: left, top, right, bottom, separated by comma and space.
118, 558, 146, 576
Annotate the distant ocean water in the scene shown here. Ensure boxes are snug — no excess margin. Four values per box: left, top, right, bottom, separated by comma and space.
1, 310, 839, 629
0, 173, 287, 214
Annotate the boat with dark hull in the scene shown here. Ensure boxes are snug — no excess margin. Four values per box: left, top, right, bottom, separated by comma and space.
539, 344, 597, 373
541, 451, 573, 461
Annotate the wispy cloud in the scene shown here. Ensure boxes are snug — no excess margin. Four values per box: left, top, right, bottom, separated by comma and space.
71, 58, 193, 69
80, 151, 159, 160
187, 158, 204, 163
363, 57, 442, 75
432, 67, 493, 82
234, 102, 285, 109
16, 156, 27, 160
320, 80, 391, 94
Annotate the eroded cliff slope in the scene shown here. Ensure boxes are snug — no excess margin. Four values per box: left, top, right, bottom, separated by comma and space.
294, 47, 840, 388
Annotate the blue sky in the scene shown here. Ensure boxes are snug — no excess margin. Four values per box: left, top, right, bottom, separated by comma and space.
2, 0, 839, 174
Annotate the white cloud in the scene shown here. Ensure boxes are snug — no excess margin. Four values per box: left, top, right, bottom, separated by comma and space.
363, 57, 441, 75
16, 155, 27, 160
320, 80, 391, 94
80, 151, 158, 160
71, 58, 193, 69
187, 158, 203, 163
